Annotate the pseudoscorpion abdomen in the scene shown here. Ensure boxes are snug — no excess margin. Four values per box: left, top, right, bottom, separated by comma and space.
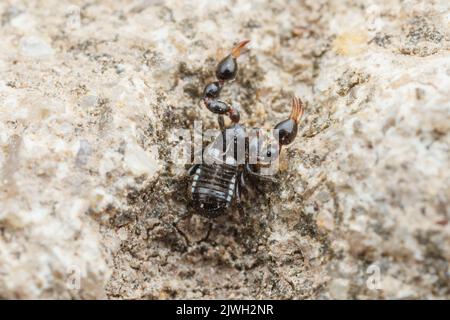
191, 164, 237, 215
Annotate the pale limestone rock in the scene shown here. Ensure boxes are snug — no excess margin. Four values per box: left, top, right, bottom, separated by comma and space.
0, 0, 449, 299
19, 36, 54, 58
329, 278, 350, 300
124, 144, 160, 177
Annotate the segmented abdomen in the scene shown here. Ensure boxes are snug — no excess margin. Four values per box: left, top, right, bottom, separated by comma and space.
191, 163, 237, 215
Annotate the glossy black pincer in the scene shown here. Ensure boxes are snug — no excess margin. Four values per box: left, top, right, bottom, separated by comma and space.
274, 97, 305, 146
215, 40, 250, 81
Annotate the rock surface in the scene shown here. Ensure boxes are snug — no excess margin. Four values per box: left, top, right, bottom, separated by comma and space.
0, 0, 449, 299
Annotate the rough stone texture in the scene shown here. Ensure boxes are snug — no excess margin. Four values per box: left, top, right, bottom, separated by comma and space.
0, 0, 449, 299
